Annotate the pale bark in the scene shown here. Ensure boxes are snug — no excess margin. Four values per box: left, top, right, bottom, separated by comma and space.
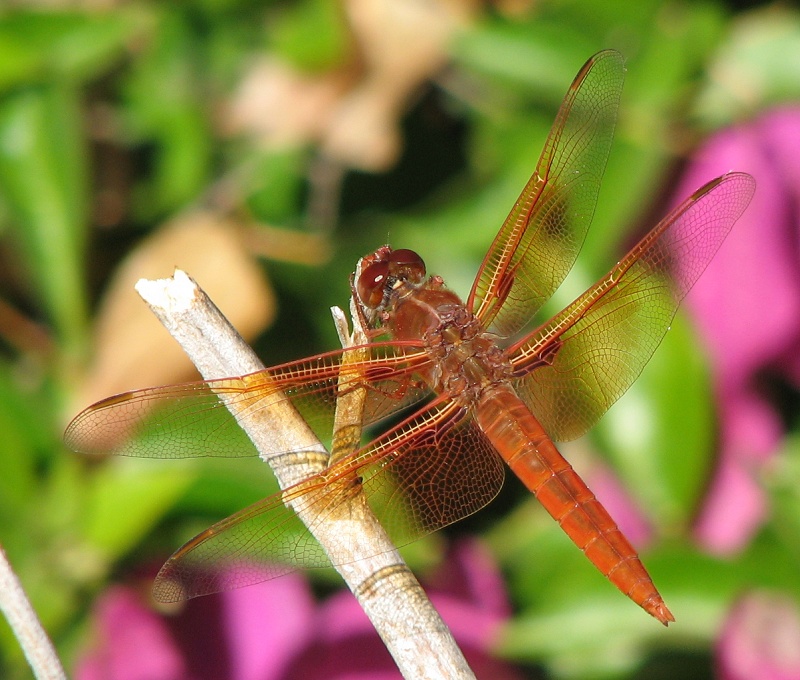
136, 269, 475, 679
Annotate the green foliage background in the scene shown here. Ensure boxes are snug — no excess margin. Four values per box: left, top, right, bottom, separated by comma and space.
1, 1, 799, 678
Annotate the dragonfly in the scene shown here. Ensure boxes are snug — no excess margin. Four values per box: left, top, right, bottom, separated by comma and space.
66, 50, 755, 625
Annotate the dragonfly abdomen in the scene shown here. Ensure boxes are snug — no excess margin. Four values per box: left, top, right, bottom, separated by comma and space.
475, 384, 674, 625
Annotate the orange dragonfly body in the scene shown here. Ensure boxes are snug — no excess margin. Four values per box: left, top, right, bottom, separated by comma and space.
66, 51, 755, 625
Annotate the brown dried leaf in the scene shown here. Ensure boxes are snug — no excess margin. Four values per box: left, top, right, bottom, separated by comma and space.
73, 212, 276, 411
225, 0, 480, 172
224, 57, 354, 149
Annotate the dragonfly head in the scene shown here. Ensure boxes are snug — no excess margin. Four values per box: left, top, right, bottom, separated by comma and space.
356, 247, 427, 311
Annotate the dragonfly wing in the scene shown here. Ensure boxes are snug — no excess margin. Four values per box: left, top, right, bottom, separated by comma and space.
469, 50, 624, 337
509, 172, 755, 441
152, 397, 505, 600
358, 400, 505, 545
64, 341, 431, 459
153, 492, 317, 602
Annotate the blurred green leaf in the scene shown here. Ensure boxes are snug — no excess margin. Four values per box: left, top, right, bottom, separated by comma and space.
6, 454, 88, 638
268, 0, 349, 72
499, 595, 692, 679
0, 84, 88, 356
0, 11, 138, 92
453, 18, 596, 99
83, 458, 195, 562
122, 8, 212, 217
488, 497, 597, 609
0, 365, 44, 518
496, 539, 734, 677
595, 315, 715, 532
387, 113, 555, 298
585, 11, 727, 268
246, 149, 307, 223
759, 437, 800, 590
177, 455, 278, 516
694, 7, 800, 127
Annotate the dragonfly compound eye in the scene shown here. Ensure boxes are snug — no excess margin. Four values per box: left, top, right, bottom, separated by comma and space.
388, 249, 426, 284
357, 260, 390, 309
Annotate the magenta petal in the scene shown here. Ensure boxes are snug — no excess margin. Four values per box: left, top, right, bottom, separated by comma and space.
286, 591, 396, 678
694, 390, 782, 552
671, 112, 800, 553
425, 539, 511, 618
759, 107, 800, 191
75, 587, 185, 680
222, 573, 316, 680
758, 107, 800, 387
588, 463, 652, 548
312, 539, 511, 648
318, 587, 373, 638
677, 125, 800, 388
313, 579, 504, 657
694, 452, 765, 553
717, 592, 800, 680
782, 344, 800, 387
283, 541, 523, 679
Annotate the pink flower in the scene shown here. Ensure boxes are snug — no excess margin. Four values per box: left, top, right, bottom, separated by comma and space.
671, 108, 800, 554
76, 572, 316, 680
76, 540, 523, 680
588, 462, 653, 548
76, 585, 186, 680
716, 592, 800, 680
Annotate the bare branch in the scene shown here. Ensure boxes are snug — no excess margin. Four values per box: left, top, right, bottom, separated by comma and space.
136, 269, 475, 679
0, 545, 66, 680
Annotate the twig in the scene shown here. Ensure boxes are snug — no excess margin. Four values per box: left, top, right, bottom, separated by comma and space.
0, 545, 67, 680
135, 269, 475, 679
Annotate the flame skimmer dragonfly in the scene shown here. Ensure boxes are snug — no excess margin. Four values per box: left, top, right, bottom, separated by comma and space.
66, 50, 755, 625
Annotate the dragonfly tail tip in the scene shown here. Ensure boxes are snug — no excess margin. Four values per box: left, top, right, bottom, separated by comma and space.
651, 601, 676, 626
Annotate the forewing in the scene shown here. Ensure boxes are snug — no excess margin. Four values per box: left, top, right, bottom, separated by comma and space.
469, 50, 624, 337
510, 172, 755, 441
64, 342, 431, 459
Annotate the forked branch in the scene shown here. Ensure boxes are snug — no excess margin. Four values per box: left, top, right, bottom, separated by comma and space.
135, 269, 474, 680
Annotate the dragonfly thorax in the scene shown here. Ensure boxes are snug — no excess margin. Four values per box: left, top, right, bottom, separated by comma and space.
425, 303, 513, 403
378, 282, 513, 403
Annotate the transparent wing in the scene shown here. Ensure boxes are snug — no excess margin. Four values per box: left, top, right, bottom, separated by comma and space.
151, 398, 505, 601
469, 50, 624, 337
65, 341, 431, 459
509, 172, 755, 441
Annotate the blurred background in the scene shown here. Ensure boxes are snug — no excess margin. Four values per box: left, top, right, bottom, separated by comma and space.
1, 0, 799, 678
